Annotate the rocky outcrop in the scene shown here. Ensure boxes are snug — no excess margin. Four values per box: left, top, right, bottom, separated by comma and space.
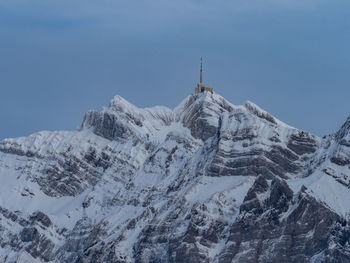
218, 178, 348, 263
287, 131, 318, 156
206, 109, 312, 179
178, 92, 234, 141
82, 110, 138, 141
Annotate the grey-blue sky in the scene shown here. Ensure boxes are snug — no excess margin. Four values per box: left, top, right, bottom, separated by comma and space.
1, 0, 350, 139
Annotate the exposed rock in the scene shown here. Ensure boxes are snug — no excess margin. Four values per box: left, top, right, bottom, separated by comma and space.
287, 131, 318, 155
218, 178, 344, 263
30, 211, 52, 228
82, 111, 137, 141
244, 101, 277, 124
20, 227, 39, 243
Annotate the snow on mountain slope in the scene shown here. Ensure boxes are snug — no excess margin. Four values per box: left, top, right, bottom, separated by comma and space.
0, 91, 350, 262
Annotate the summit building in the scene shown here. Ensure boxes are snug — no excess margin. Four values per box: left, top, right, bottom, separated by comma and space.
194, 57, 213, 94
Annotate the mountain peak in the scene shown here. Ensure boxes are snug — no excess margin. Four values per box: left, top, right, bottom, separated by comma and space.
2, 91, 350, 262
80, 92, 299, 143
108, 95, 139, 113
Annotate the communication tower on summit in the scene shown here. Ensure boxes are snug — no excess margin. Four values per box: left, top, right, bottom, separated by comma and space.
194, 57, 213, 94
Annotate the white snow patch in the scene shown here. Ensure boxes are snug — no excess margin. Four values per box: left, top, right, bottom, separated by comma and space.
185, 176, 253, 203
288, 171, 350, 217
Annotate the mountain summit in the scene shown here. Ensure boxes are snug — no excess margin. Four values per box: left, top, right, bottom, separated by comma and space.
0, 92, 350, 262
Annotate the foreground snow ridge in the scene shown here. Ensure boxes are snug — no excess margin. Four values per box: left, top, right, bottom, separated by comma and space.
1, 91, 350, 262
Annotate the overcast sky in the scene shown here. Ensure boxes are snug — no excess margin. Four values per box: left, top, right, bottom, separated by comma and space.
1, 0, 350, 139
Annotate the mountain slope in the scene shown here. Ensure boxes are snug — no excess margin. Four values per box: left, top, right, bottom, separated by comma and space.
0, 92, 350, 262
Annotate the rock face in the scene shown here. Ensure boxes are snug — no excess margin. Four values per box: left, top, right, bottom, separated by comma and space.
0, 91, 350, 262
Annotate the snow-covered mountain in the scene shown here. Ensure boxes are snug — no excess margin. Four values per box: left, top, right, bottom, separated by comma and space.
0, 91, 350, 262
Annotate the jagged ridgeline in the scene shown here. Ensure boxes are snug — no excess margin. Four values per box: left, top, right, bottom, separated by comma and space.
1, 92, 350, 262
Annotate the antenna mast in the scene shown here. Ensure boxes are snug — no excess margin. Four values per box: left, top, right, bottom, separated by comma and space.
200, 57, 203, 84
